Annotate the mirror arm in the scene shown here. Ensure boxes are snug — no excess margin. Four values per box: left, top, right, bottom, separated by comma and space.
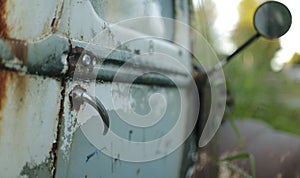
225, 33, 260, 63
208, 33, 260, 75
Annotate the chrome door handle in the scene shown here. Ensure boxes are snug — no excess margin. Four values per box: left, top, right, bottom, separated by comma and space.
71, 86, 110, 135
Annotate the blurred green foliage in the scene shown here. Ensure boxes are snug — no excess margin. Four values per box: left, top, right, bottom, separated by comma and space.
193, 0, 300, 135
289, 53, 300, 65
227, 0, 300, 135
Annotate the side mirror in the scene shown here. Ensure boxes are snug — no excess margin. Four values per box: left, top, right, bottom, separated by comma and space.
254, 1, 292, 39
209, 1, 292, 73
200, 1, 292, 146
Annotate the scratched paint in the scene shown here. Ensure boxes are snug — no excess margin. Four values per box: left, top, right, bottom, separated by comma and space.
0, 70, 61, 177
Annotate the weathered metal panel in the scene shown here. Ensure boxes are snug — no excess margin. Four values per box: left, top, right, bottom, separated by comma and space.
52, 0, 195, 177
0, 0, 59, 40
56, 128, 185, 178
0, 70, 61, 177
1, 1, 196, 178
0, 0, 191, 86
55, 82, 194, 178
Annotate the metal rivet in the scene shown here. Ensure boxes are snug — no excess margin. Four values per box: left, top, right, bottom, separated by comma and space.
82, 54, 91, 66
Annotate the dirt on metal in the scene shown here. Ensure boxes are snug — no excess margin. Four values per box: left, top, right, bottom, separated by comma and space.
0, 71, 9, 117
0, 0, 9, 39
8, 39, 28, 62
0, 70, 28, 119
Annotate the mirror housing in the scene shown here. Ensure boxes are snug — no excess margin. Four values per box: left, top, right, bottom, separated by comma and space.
254, 1, 292, 39
209, 1, 292, 73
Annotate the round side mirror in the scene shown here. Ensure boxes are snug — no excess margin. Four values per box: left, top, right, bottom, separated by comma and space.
254, 1, 292, 39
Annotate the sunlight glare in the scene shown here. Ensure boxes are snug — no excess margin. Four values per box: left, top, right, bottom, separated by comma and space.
272, 0, 300, 70
212, 0, 241, 54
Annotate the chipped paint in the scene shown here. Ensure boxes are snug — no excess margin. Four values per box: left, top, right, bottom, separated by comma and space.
0, 1, 195, 177
49, 77, 67, 177
7, 38, 28, 62
60, 82, 81, 161
20, 159, 53, 177
0, 70, 61, 177
51, 0, 64, 34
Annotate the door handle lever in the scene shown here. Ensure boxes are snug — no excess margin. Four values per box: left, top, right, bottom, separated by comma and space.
71, 86, 110, 135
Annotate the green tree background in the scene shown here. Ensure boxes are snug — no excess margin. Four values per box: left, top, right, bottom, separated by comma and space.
193, 0, 300, 135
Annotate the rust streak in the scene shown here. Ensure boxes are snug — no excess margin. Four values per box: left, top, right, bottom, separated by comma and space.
0, 70, 27, 116
13, 73, 27, 112
0, 70, 28, 123
0, 71, 11, 137
51, 18, 58, 33
51, 77, 66, 177
8, 39, 28, 62
0, 0, 28, 62
0, 0, 9, 38
0, 71, 10, 113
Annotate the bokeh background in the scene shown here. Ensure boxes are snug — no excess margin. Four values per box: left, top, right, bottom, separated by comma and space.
192, 0, 300, 135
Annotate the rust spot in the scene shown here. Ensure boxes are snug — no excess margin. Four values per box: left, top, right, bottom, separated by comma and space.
51, 78, 66, 177
0, 70, 27, 115
51, 18, 58, 33
20, 160, 53, 177
51, 18, 56, 27
0, 0, 9, 38
8, 39, 28, 62
13, 73, 27, 112
69, 85, 86, 111
0, 0, 28, 62
0, 71, 12, 137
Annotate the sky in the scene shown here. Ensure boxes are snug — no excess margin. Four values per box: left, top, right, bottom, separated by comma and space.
272, 0, 300, 70
193, 0, 300, 70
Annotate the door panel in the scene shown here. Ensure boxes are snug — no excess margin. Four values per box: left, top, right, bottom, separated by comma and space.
0, 70, 61, 177
55, 82, 193, 178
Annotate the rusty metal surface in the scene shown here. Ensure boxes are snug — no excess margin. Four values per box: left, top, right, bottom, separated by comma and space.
0, 0, 196, 177
0, 70, 61, 177
0, 0, 192, 87
0, 0, 9, 39
0, 35, 69, 77
0, 0, 59, 40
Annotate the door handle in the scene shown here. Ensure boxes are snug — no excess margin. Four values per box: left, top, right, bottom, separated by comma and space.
71, 86, 110, 135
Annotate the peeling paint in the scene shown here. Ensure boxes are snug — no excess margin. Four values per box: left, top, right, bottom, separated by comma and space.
0, 38, 29, 65
51, 0, 64, 34
60, 83, 80, 161
20, 159, 53, 178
